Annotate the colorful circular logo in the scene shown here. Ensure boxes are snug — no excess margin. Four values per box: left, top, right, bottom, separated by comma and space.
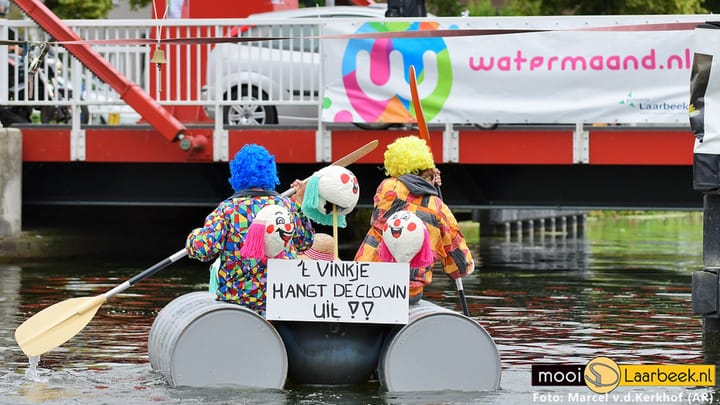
584, 357, 621, 394
335, 22, 453, 124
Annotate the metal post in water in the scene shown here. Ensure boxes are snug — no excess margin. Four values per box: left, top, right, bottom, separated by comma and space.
570, 215, 578, 239
693, 194, 720, 351
535, 218, 544, 237
476, 209, 493, 237
527, 219, 534, 243
689, 25, 720, 359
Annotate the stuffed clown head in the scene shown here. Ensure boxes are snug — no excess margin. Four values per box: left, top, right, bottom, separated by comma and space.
301, 165, 359, 227
240, 204, 295, 259
378, 210, 434, 268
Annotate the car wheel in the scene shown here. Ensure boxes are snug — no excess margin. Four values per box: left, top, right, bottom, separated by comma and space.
223, 86, 277, 126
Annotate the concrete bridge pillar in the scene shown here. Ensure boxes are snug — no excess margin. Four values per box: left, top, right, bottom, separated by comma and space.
0, 128, 22, 237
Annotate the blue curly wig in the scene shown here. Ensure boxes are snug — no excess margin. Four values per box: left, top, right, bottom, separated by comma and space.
228, 144, 280, 192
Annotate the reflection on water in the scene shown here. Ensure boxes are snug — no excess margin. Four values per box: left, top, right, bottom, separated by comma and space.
471, 213, 704, 369
0, 212, 715, 404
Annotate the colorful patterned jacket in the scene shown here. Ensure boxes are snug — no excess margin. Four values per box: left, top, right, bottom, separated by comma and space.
186, 190, 314, 312
354, 175, 474, 302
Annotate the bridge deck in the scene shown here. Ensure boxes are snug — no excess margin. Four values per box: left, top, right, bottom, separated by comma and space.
20, 124, 701, 210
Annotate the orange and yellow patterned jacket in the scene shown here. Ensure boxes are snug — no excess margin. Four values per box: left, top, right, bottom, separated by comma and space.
354, 175, 474, 301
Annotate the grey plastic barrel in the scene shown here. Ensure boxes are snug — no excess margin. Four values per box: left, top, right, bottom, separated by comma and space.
378, 300, 501, 392
148, 291, 287, 388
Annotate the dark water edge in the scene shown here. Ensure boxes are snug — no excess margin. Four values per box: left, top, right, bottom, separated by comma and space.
4, 205, 370, 262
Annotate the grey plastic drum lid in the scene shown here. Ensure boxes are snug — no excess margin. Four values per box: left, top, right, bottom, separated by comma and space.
148, 291, 287, 389
379, 300, 501, 392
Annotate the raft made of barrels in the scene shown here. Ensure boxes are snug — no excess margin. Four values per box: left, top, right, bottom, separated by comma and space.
148, 291, 287, 388
148, 292, 501, 391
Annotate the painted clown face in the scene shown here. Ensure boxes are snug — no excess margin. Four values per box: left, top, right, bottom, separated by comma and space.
316, 165, 359, 215
382, 210, 426, 263
255, 204, 294, 257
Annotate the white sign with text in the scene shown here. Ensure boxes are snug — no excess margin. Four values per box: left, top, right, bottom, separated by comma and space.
266, 259, 409, 324
321, 16, 711, 125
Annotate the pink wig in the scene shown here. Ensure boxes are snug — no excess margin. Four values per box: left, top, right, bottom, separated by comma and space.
378, 225, 434, 268
240, 219, 267, 260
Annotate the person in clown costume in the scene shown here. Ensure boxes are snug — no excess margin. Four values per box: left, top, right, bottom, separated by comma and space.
354, 135, 474, 304
186, 144, 315, 314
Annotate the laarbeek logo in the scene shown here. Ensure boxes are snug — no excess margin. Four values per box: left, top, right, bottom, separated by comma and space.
584, 357, 622, 393
618, 90, 688, 112
532, 357, 715, 394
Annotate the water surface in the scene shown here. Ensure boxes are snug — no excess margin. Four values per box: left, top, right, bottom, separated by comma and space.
0, 212, 714, 404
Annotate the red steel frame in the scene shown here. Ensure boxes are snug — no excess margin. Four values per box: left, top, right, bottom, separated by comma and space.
12, 0, 187, 143
21, 126, 696, 166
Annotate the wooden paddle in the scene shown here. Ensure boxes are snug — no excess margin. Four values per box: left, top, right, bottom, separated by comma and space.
15, 249, 188, 357
15, 140, 379, 357
281, 140, 379, 198
408, 65, 470, 317
409, 65, 439, 200
332, 204, 339, 260
409, 65, 431, 147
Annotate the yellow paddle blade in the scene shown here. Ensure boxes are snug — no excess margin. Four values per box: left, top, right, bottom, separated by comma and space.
15, 295, 107, 357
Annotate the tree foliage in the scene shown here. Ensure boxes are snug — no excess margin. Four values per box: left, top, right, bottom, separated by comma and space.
29, 0, 717, 19
462, 0, 710, 16
541, 0, 706, 14
42, 0, 114, 19
425, 0, 462, 16
24, 0, 151, 19
128, 0, 153, 11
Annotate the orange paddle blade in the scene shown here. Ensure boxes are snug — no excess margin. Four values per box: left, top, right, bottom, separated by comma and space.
408, 65, 431, 148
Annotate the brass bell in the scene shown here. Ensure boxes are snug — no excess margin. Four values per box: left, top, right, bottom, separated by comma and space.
150, 48, 167, 65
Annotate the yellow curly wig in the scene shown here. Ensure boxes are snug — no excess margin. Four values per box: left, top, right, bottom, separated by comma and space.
383, 136, 435, 177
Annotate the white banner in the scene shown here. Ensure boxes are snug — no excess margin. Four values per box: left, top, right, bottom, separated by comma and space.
321, 18, 707, 125
266, 259, 409, 324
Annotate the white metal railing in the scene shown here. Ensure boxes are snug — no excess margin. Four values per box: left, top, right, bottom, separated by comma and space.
0, 17, 345, 129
